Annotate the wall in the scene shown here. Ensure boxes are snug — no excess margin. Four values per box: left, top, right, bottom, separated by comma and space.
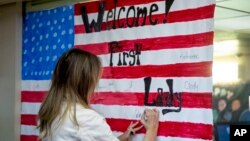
213, 38, 250, 84
0, 3, 22, 141
238, 39, 250, 83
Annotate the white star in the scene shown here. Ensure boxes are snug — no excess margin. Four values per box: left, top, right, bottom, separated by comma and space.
68, 43, 72, 48
31, 37, 35, 42
46, 56, 50, 61
39, 46, 43, 51
61, 30, 66, 35
32, 24, 36, 29
68, 15, 72, 20
53, 56, 57, 61
45, 45, 49, 50
32, 59, 35, 64
69, 29, 73, 34
53, 32, 57, 37
39, 57, 43, 62
63, 7, 66, 12
40, 35, 43, 40
47, 21, 51, 26
39, 23, 43, 27
24, 62, 28, 67
61, 44, 65, 49
53, 45, 57, 50
61, 18, 65, 23
24, 39, 28, 44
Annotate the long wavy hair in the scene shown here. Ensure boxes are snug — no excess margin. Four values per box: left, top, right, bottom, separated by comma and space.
37, 48, 102, 138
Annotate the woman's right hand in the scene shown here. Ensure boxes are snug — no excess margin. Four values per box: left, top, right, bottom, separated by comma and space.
140, 109, 159, 131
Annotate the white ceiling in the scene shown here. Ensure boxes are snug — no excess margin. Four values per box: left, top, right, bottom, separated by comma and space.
214, 0, 250, 42
215, 0, 250, 32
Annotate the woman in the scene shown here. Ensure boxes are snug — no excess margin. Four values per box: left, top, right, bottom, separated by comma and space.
38, 48, 159, 141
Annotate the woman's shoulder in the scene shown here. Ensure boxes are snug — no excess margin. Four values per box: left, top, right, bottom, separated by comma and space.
75, 104, 104, 124
75, 104, 119, 141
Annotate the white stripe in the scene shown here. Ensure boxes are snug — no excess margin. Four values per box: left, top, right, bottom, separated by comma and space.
22, 80, 50, 91
75, 18, 213, 45
21, 125, 39, 136
74, 0, 214, 25
22, 102, 41, 114
97, 77, 212, 93
92, 104, 213, 124
113, 132, 212, 141
99, 45, 213, 67
20, 126, 212, 141
21, 103, 212, 124
22, 77, 212, 93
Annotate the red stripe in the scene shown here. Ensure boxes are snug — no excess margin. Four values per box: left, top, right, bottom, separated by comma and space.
21, 135, 40, 141
75, 32, 213, 55
106, 118, 213, 140
21, 115, 212, 139
21, 91, 212, 108
74, 5, 215, 33
74, 0, 164, 15
21, 114, 38, 125
91, 92, 212, 108
102, 62, 212, 78
167, 5, 214, 23
21, 91, 47, 102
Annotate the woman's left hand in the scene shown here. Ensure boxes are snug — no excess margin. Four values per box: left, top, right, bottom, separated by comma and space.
126, 121, 143, 136
118, 121, 143, 141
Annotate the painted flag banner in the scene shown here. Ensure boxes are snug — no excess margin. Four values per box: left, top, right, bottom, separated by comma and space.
21, 0, 215, 141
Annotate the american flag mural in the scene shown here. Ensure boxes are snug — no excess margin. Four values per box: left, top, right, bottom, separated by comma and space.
21, 0, 215, 141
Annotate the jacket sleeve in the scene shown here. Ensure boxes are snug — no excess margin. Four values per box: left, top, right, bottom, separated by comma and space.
76, 109, 119, 141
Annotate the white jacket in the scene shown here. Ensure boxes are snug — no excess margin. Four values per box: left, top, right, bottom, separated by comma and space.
42, 104, 119, 141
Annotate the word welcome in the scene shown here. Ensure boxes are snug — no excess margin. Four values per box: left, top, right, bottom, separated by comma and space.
80, 0, 175, 33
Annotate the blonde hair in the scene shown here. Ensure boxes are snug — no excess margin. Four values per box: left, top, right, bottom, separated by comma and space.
37, 48, 101, 138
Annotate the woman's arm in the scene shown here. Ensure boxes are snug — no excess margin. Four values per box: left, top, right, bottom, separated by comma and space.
141, 109, 159, 141
117, 109, 159, 141
118, 122, 143, 141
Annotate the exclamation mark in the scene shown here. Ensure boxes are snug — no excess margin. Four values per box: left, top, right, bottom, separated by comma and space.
163, 0, 175, 24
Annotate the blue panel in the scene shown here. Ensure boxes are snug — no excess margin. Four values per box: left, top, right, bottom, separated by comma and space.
22, 5, 74, 80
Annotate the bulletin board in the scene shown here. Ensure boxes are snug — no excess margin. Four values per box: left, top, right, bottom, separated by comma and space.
21, 0, 215, 140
